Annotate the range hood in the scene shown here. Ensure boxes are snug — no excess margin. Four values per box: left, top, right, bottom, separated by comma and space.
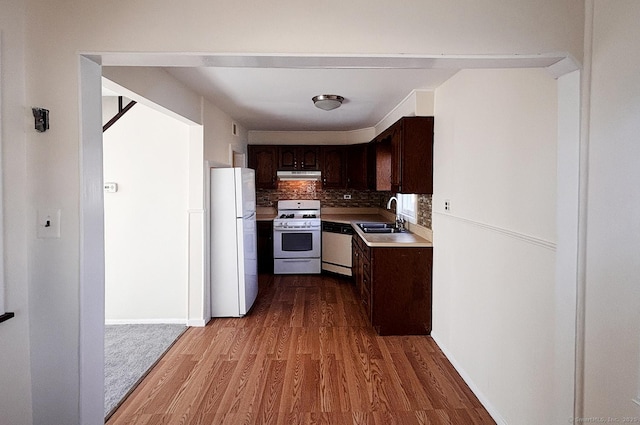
276, 170, 322, 181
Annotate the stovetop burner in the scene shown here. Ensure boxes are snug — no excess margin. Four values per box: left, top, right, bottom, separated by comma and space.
275, 200, 321, 223
277, 213, 318, 220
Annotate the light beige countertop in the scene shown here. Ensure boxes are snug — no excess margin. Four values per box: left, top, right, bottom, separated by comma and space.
256, 207, 277, 221
321, 213, 389, 225
256, 206, 433, 247
321, 207, 433, 248
351, 223, 433, 248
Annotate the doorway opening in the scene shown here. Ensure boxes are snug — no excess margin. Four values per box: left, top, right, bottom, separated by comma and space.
101, 80, 196, 417
79, 53, 581, 424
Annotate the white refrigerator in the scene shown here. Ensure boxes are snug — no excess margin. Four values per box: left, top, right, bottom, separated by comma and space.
210, 167, 258, 317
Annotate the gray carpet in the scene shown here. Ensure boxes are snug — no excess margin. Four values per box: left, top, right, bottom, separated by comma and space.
104, 324, 186, 418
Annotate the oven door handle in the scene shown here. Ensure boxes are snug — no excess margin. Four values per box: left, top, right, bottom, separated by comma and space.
273, 227, 319, 231
279, 259, 316, 262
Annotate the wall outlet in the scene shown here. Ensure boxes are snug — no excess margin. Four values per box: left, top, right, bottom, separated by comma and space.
444, 200, 451, 212
343, 194, 352, 200
104, 182, 118, 193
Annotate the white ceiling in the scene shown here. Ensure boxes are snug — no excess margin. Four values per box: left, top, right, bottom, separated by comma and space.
100, 53, 573, 133
165, 67, 458, 131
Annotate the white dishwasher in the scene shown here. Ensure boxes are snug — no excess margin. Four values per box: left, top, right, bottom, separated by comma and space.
321, 221, 354, 277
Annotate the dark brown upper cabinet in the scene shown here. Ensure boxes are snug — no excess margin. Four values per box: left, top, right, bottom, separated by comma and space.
247, 117, 433, 194
321, 146, 347, 188
386, 116, 434, 194
278, 146, 320, 170
369, 133, 392, 191
346, 143, 369, 190
248, 145, 278, 189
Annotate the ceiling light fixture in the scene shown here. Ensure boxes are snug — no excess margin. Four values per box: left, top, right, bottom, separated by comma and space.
312, 94, 344, 111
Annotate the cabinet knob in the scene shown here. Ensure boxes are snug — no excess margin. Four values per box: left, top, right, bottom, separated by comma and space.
301, 161, 305, 168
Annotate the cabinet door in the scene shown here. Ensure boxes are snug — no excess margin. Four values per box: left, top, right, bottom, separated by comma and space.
370, 247, 432, 336
352, 237, 360, 286
352, 235, 372, 320
278, 146, 298, 170
299, 146, 320, 170
399, 117, 434, 194
322, 146, 346, 188
248, 145, 277, 189
346, 143, 368, 189
368, 139, 392, 191
390, 123, 403, 193
278, 146, 320, 170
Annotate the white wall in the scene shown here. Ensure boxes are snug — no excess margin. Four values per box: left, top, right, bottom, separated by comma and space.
0, 0, 33, 424
203, 98, 248, 165
20, 0, 584, 423
583, 0, 640, 419
102, 67, 202, 125
432, 68, 561, 423
101, 68, 246, 327
103, 102, 190, 323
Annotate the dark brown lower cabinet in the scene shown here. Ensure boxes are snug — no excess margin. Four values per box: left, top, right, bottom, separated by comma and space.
257, 221, 274, 274
352, 233, 432, 336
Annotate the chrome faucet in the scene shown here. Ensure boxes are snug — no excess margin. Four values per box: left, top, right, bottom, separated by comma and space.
386, 196, 405, 231
386, 196, 398, 210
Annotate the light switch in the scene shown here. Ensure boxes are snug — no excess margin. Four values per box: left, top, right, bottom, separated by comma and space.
37, 209, 61, 239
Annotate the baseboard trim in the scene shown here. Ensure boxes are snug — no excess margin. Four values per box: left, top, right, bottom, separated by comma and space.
105, 318, 188, 325
431, 331, 508, 425
187, 319, 207, 327
434, 212, 556, 251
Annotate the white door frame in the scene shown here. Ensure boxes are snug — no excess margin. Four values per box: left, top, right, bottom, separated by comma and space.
79, 53, 582, 424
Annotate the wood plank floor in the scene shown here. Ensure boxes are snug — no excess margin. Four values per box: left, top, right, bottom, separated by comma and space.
107, 274, 495, 425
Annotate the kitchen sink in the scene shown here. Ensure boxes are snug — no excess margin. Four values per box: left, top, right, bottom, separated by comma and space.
357, 222, 407, 233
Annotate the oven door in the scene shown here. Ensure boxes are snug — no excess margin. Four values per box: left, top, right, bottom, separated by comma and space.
273, 227, 321, 259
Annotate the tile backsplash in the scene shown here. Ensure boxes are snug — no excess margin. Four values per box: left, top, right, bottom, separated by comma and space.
417, 194, 432, 229
256, 180, 432, 229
